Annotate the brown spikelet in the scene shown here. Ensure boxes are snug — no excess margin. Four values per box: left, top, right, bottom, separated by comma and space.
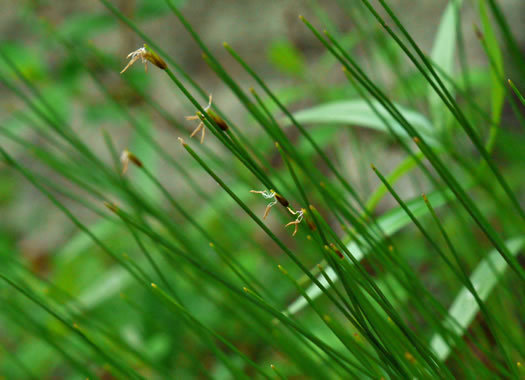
146, 51, 167, 70
209, 110, 229, 131
275, 193, 289, 207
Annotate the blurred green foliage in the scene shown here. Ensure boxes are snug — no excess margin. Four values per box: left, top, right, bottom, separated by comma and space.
0, 0, 525, 379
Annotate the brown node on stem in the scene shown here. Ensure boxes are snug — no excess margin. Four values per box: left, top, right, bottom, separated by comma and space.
104, 202, 118, 213
404, 352, 416, 364
330, 243, 344, 259
277, 264, 288, 275
474, 25, 484, 40
413, 136, 421, 144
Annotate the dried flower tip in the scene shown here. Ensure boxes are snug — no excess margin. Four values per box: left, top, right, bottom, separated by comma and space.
285, 207, 305, 236
120, 47, 147, 74
186, 94, 213, 143
120, 45, 167, 74
177, 137, 186, 146
120, 149, 143, 174
250, 189, 277, 219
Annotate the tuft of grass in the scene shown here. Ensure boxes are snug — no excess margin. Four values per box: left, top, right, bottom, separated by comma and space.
0, 0, 524, 378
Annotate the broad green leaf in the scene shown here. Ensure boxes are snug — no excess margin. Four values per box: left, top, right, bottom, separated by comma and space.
478, 0, 504, 152
287, 99, 438, 146
428, 0, 463, 131
285, 189, 454, 315
430, 236, 525, 361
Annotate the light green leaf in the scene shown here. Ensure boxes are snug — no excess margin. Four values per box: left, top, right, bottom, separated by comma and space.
430, 237, 525, 361
478, 0, 504, 124
55, 219, 117, 263
267, 40, 306, 76
73, 266, 131, 309
285, 189, 454, 316
288, 99, 438, 145
428, 0, 463, 131
478, 0, 505, 152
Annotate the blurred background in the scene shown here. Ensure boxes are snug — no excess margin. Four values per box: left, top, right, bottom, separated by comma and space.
1, 0, 525, 379
2, 0, 524, 269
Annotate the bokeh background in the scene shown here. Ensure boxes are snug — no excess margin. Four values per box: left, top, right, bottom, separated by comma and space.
2, 0, 524, 267
1, 0, 525, 379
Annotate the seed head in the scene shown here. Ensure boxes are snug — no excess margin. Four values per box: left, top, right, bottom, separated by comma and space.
120, 149, 143, 174
120, 45, 167, 74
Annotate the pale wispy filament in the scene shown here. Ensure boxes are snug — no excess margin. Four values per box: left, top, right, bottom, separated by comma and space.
185, 94, 213, 144
250, 189, 277, 219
